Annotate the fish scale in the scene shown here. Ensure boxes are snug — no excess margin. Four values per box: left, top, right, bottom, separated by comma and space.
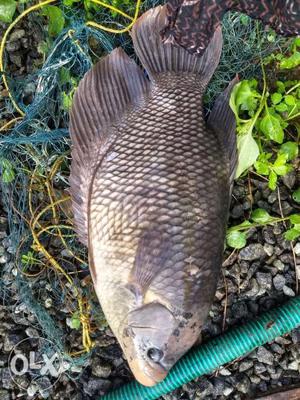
69, 5, 237, 387
89, 74, 229, 331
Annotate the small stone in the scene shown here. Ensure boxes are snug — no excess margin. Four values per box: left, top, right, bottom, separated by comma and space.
25, 327, 39, 337
9, 53, 22, 67
223, 386, 234, 397
83, 378, 111, 396
287, 360, 299, 370
9, 29, 26, 41
273, 259, 285, 271
275, 336, 291, 345
294, 242, 300, 256
263, 243, 274, 256
282, 171, 296, 189
0, 253, 10, 264
197, 377, 214, 397
27, 383, 38, 397
245, 278, 260, 298
0, 390, 10, 400
283, 285, 295, 297
250, 375, 261, 384
239, 360, 253, 372
256, 347, 274, 365
44, 298, 52, 308
235, 374, 250, 394
239, 244, 266, 261
256, 272, 272, 291
91, 359, 112, 378
268, 191, 277, 204
270, 343, 284, 354
6, 41, 20, 52
273, 274, 286, 290
254, 363, 267, 374
219, 367, 231, 376
231, 204, 244, 219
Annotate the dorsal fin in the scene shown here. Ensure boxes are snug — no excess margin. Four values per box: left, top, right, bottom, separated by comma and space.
131, 5, 223, 84
69, 48, 151, 245
207, 77, 239, 187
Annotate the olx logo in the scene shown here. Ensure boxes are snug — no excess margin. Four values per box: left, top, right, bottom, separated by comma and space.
9, 337, 64, 391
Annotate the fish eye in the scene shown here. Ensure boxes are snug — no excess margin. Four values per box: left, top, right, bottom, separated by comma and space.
147, 347, 164, 363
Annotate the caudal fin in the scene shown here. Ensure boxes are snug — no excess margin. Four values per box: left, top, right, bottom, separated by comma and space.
131, 5, 223, 85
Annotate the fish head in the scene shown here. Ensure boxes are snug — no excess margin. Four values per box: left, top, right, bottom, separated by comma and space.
119, 301, 200, 387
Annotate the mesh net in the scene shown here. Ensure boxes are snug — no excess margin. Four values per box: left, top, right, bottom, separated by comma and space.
0, 2, 288, 369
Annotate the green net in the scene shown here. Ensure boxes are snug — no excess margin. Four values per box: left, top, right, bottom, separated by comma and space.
0, 2, 288, 370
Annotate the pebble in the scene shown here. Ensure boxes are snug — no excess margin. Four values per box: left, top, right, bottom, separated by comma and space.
282, 171, 296, 189
283, 285, 295, 297
91, 359, 112, 378
235, 374, 250, 394
294, 242, 300, 256
263, 243, 274, 256
257, 347, 274, 365
239, 360, 253, 372
256, 272, 272, 291
273, 259, 285, 271
83, 378, 111, 396
223, 386, 234, 397
273, 274, 286, 290
9, 29, 26, 41
239, 244, 266, 261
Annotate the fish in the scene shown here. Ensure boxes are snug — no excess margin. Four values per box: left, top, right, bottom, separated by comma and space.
69, 5, 237, 387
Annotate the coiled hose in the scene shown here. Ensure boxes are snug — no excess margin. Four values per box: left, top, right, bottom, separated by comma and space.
100, 296, 300, 400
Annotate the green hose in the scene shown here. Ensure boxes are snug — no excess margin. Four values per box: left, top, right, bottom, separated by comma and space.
100, 296, 300, 400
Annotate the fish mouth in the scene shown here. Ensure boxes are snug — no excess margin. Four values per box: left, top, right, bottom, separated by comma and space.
128, 358, 168, 387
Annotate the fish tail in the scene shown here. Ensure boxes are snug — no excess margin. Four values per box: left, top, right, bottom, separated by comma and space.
131, 5, 223, 85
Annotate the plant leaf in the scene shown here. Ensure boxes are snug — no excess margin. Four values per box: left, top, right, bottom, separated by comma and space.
292, 188, 300, 203
275, 103, 288, 112
226, 230, 247, 249
280, 52, 300, 70
279, 142, 299, 161
269, 170, 277, 191
251, 208, 271, 223
260, 112, 284, 143
290, 214, 300, 224
284, 228, 300, 241
0, 0, 16, 23
271, 93, 282, 105
235, 132, 259, 178
42, 5, 65, 37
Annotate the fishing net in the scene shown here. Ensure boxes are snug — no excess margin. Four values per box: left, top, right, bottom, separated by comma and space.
0, 1, 288, 370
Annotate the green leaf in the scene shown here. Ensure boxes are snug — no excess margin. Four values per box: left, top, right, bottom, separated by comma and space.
0, 158, 15, 183
292, 188, 300, 203
275, 103, 288, 112
276, 81, 285, 93
284, 95, 296, 106
0, 0, 16, 23
62, 92, 73, 110
280, 52, 300, 70
70, 313, 81, 330
290, 214, 300, 224
235, 132, 259, 178
260, 112, 284, 143
254, 161, 269, 175
269, 170, 277, 191
284, 228, 300, 241
42, 5, 65, 37
226, 230, 247, 249
229, 80, 259, 119
279, 141, 299, 161
251, 208, 271, 223
63, 0, 80, 6
271, 93, 282, 105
